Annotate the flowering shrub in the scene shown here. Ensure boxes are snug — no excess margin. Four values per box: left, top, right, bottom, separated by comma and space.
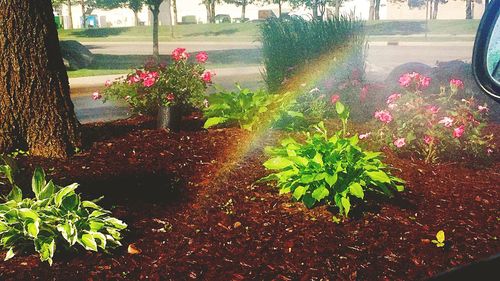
260, 104, 404, 217
371, 73, 494, 163
98, 48, 213, 115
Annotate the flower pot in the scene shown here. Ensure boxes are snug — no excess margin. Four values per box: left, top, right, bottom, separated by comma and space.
157, 105, 182, 131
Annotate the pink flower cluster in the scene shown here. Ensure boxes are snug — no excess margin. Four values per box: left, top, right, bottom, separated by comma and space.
399, 72, 431, 90
172, 48, 190, 61
374, 110, 393, 123
196, 51, 209, 63
202, 71, 214, 83
450, 79, 464, 90
128, 70, 159, 88
330, 94, 340, 104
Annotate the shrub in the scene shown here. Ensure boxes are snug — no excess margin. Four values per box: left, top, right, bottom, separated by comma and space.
260, 103, 404, 217
0, 167, 127, 265
260, 16, 366, 93
372, 73, 494, 163
98, 48, 213, 115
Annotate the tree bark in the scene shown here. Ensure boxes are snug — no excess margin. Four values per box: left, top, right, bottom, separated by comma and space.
369, 0, 375, 20
432, 0, 439, 19
66, 0, 74, 29
312, 2, 318, 19
172, 0, 178, 25
278, 0, 282, 18
465, 0, 473, 19
150, 5, 160, 58
80, 0, 87, 28
0, 0, 81, 158
134, 11, 139, 26
241, 3, 246, 21
335, 0, 341, 17
374, 0, 380, 20
210, 1, 216, 23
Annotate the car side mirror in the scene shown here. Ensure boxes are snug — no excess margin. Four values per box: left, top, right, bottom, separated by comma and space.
473, 0, 500, 103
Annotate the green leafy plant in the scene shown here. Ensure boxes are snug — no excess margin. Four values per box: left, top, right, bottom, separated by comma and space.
0, 167, 127, 265
203, 86, 273, 130
260, 102, 404, 217
431, 230, 446, 247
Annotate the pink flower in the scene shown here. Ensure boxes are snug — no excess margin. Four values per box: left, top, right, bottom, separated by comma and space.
330, 94, 340, 104
424, 135, 434, 145
92, 92, 102, 100
438, 117, 454, 128
450, 79, 464, 89
128, 75, 140, 84
143, 77, 156, 87
419, 76, 431, 89
393, 138, 406, 148
196, 51, 208, 63
478, 105, 489, 113
104, 80, 112, 87
452, 125, 465, 138
359, 132, 371, 139
172, 48, 189, 61
426, 105, 440, 114
374, 110, 393, 123
166, 93, 175, 101
399, 73, 413, 88
202, 71, 214, 83
386, 93, 401, 104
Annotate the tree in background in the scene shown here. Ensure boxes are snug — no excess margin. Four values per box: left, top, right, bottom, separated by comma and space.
0, 0, 81, 157
172, 0, 178, 24
465, 0, 472, 19
223, 0, 255, 21
261, 0, 288, 18
52, 0, 75, 28
289, 0, 333, 20
146, 0, 165, 57
202, 0, 219, 23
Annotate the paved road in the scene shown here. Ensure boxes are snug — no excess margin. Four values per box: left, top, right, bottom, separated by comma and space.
73, 41, 474, 123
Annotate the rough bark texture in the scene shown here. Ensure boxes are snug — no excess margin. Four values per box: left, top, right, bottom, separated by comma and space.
0, 0, 81, 158
150, 4, 160, 58
172, 0, 178, 24
466, 0, 473, 19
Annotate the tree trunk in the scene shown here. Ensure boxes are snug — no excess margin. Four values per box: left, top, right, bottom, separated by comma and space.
278, 0, 282, 18
465, 0, 472, 19
66, 0, 74, 29
80, 0, 86, 28
374, 0, 380, 20
241, 3, 246, 21
205, 2, 211, 23
312, 3, 318, 19
432, 0, 439, 19
151, 5, 160, 58
369, 0, 375, 20
134, 11, 139, 26
210, 1, 216, 23
335, 0, 341, 17
0, 0, 81, 158
172, 0, 178, 25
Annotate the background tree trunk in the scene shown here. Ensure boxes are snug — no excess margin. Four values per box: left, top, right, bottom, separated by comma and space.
80, 0, 86, 28
465, 0, 473, 19
0, 0, 81, 158
432, 0, 439, 19
374, 0, 380, 20
241, 3, 246, 21
150, 5, 160, 58
66, 0, 74, 29
210, 1, 216, 23
369, 0, 375, 20
335, 0, 341, 17
278, 0, 282, 18
172, 0, 178, 24
134, 11, 139, 26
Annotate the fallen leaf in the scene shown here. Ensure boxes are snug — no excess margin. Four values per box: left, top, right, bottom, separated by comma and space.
128, 243, 142, 255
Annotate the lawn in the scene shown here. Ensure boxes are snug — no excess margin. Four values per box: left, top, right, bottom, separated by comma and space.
67, 49, 262, 78
58, 20, 480, 42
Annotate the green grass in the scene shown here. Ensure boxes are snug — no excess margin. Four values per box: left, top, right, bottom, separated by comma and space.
58, 20, 479, 42
67, 49, 263, 78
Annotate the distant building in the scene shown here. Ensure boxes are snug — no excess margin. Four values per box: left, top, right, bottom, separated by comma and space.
56, 0, 486, 29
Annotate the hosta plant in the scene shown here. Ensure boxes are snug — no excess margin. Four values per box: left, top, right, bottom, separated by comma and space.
203, 86, 273, 130
260, 102, 404, 217
0, 167, 127, 265
372, 73, 494, 163
98, 48, 213, 115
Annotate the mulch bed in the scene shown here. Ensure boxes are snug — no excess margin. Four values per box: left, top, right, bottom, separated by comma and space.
0, 116, 499, 281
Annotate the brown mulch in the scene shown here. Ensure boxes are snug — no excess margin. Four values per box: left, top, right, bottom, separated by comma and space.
0, 116, 499, 281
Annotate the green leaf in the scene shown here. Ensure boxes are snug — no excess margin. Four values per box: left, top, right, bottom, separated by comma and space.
312, 186, 329, 201
301, 194, 317, 208
4, 248, 15, 261
203, 117, 228, 129
57, 223, 77, 245
335, 101, 345, 115
287, 156, 309, 166
80, 233, 98, 251
395, 185, 405, 192
0, 164, 14, 184
26, 220, 40, 238
366, 171, 392, 184
292, 186, 307, 201
32, 167, 46, 199
7, 185, 23, 202
0, 222, 8, 234
341, 197, 351, 216
35, 236, 55, 266
82, 201, 101, 210
104, 218, 127, 230
54, 183, 78, 207
312, 153, 323, 166
62, 194, 80, 211
349, 183, 364, 199
18, 208, 39, 221
92, 232, 107, 249
325, 173, 338, 187
39, 180, 56, 201
263, 157, 294, 170
89, 221, 105, 232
